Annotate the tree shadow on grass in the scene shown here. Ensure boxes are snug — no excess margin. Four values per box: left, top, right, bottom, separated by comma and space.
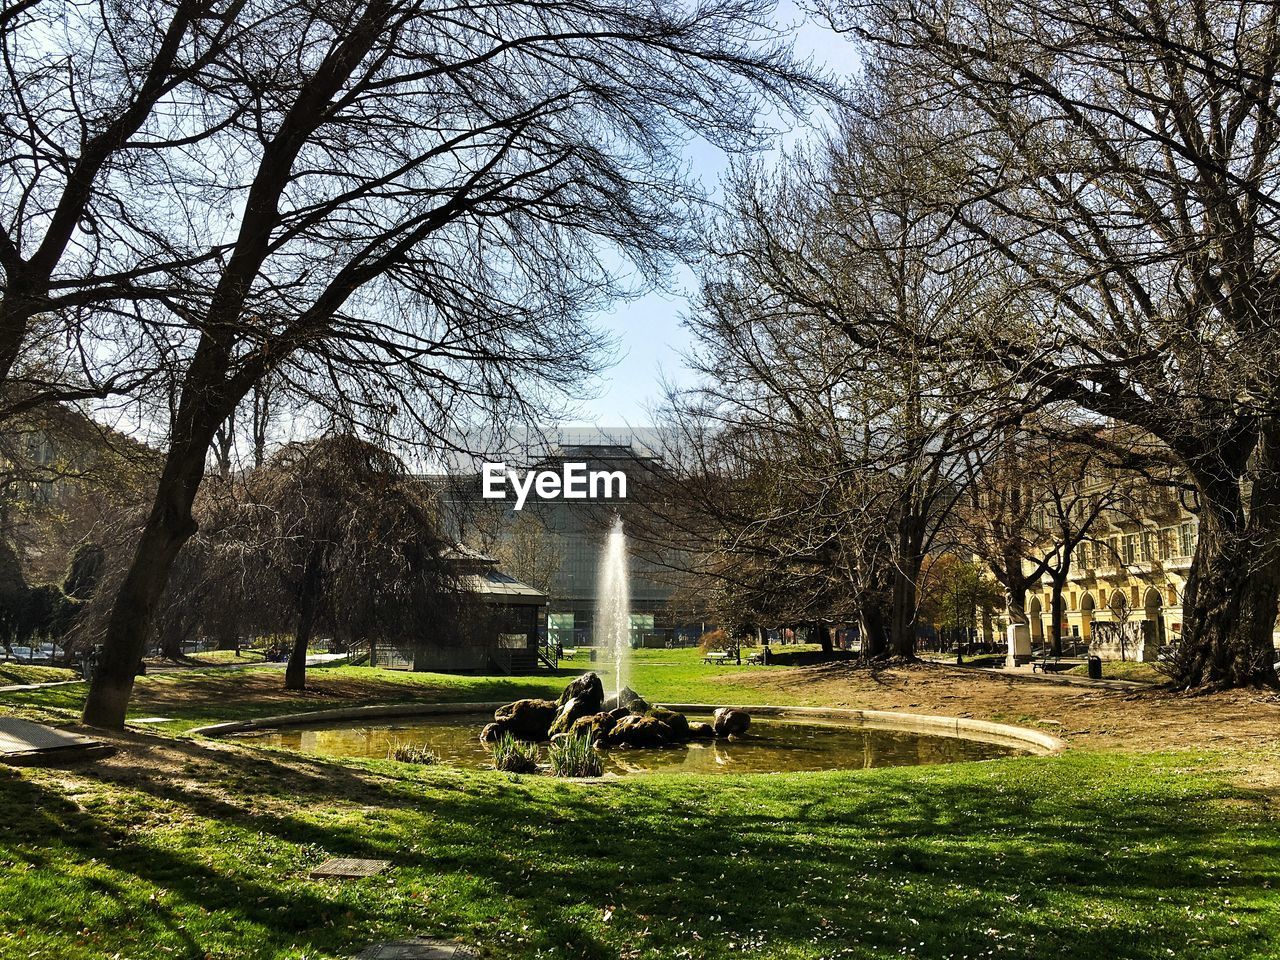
4, 736, 1279, 960
0, 768, 396, 959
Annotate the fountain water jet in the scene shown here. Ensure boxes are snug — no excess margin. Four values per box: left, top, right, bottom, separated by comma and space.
596, 516, 631, 697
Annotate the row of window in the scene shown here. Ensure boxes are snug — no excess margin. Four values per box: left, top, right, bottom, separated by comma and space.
1076, 522, 1196, 569
1038, 582, 1179, 616
548, 612, 656, 643
1028, 488, 1179, 531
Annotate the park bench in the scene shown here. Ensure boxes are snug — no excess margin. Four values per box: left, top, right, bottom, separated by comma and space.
703, 652, 732, 666
1032, 648, 1088, 674
745, 651, 766, 666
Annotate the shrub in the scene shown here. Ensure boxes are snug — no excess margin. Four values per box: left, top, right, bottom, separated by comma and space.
698, 628, 756, 654
63, 543, 106, 600
490, 732, 540, 774
547, 733, 603, 778
698, 628, 731, 653
387, 740, 438, 764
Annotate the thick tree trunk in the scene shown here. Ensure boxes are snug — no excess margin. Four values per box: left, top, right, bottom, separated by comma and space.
0, 293, 37, 391
1179, 535, 1279, 687
811, 621, 832, 655
1178, 498, 1280, 687
1175, 428, 1280, 689
160, 628, 185, 661
889, 520, 926, 658
284, 616, 313, 691
285, 549, 326, 690
1050, 574, 1067, 657
81, 352, 233, 728
80, 441, 208, 727
860, 601, 888, 658
890, 566, 918, 658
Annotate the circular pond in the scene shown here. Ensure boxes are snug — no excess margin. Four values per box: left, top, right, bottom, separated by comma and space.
233, 713, 1023, 775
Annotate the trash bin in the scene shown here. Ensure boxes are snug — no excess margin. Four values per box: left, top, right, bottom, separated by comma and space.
1087, 655, 1102, 680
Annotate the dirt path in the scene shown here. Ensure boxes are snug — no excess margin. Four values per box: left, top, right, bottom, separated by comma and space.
720, 660, 1280, 753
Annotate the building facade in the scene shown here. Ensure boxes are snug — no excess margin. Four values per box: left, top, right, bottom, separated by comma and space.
434, 427, 696, 650
1019, 479, 1200, 661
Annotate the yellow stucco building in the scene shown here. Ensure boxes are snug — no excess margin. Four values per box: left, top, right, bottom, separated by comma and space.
1023, 484, 1199, 662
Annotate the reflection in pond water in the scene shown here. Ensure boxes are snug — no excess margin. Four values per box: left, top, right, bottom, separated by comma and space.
236, 714, 1022, 775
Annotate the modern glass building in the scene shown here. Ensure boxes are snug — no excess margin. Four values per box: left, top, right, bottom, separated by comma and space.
432, 427, 701, 648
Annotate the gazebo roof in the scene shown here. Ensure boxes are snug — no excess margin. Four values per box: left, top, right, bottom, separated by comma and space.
464, 568, 547, 606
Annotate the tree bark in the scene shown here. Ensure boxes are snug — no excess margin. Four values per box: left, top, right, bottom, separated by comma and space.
80, 438, 209, 727
889, 517, 926, 658
80, 350, 232, 727
285, 547, 326, 690
812, 620, 832, 655
860, 601, 888, 658
284, 610, 315, 691
1177, 476, 1280, 688
1050, 574, 1067, 658
160, 627, 185, 661
890, 566, 918, 657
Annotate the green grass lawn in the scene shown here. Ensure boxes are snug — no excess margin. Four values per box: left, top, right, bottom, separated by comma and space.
0, 662, 77, 686
1, 746, 1277, 960
182, 649, 268, 665
2, 649, 1278, 959
1064, 660, 1165, 683
0, 648, 809, 732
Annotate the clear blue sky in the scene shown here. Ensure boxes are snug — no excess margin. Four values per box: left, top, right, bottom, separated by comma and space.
561, 3, 856, 427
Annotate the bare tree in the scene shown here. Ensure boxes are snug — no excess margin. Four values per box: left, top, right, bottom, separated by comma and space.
78, 0, 824, 727
1030, 439, 1135, 656
0, 0, 257, 415
835, 0, 1280, 688
638, 420, 863, 650
957, 424, 1138, 656
656, 106, 1004, 658
100, 433, 473, 687
955, 428, 1055, 643
486, 510, 562, 600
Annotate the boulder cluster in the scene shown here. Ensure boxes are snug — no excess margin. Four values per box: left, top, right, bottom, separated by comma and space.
480, 671, 751, 749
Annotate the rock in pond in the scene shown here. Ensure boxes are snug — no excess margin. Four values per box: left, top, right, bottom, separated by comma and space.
569, 711, 618, 744
686, 720, 716, 740
557, 672, 605, 711
548, 672, 608, 736
549, 695, 596, 736
608, 714, 673, 747
603, 686, 649, 713
712, 707, 751, 737
493, 698, 558, 741
646, 707, 690, 741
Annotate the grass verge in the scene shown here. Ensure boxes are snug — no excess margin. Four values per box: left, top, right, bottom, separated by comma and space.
1064, 660, 1165, 683
2, 647, 1277, 958
1, 744, 1277, 959
0, 648, 808, 732
0, 662, 77, 686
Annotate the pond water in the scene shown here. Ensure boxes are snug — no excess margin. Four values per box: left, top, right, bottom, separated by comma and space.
235, 713, 1022, 775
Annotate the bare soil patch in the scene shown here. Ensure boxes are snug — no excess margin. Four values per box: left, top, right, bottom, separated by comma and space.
718, 660, 1280, 753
